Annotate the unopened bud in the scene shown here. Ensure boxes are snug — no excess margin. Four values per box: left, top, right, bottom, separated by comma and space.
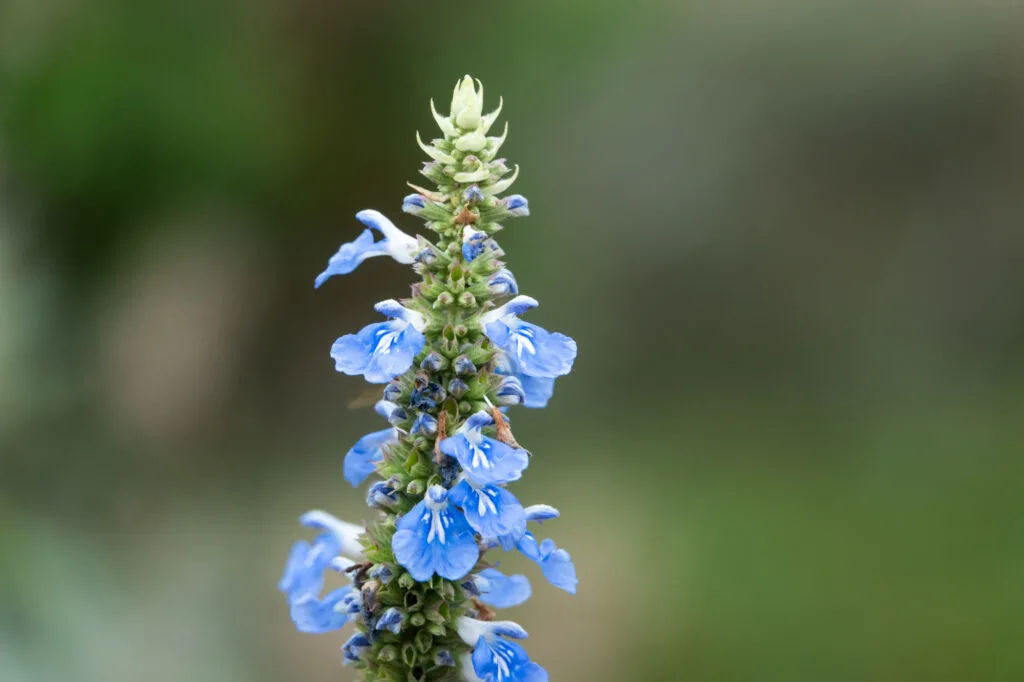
505, 194, 530, 216
447, 378, 469, 399
402, 193, 427, 215
383, 382, 403, 402
451, 75, 484, 129
420, 351, 446, 372
453, 355, 476, 375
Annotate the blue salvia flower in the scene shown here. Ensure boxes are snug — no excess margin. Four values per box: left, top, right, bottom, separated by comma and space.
279, 511, 366, 633
391, 484, 480, 581
280, 76, 578, 680
458, 618, 548, 682
315, 210, 419, 287
438, 411, 529, 486
480, 296, 577, 378
330, 300, 427, 383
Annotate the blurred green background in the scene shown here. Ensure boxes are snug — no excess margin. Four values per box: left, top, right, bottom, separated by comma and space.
2, 1, 1023, 681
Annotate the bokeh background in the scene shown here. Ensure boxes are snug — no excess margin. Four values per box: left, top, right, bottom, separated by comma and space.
2, 1, 1023, 681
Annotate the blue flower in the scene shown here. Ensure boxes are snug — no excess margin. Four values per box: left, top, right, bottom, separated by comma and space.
279, 512, 366, 634
342, 631, 371, 665
481, 296, 577, 379
330, 300, 427, 384
392, 485, 480, 581
289, 586, 353, 633
458, 618, 548, 682
438, 411, 529, 486
343, 427, 397, 487
487, 268, 519, 297
505, 195, 530, 217
315, 210, 419, 287
449, 479, 526, 549
464, 185, 485, 204
516, 532, 577, 595
473, 568, 532, 609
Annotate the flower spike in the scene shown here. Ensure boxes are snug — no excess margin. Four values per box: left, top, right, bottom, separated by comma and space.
281, 77, 579, 680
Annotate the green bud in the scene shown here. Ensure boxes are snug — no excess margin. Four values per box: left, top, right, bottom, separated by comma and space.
398, 572, 416, 590
433, 291, 454, 308
409, 612, 426, 627
458, 292, 478, 308
426, 622, 447, 638
450, 75, 483, 129
378, 645, 399, 663
405, 479, 425, 495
